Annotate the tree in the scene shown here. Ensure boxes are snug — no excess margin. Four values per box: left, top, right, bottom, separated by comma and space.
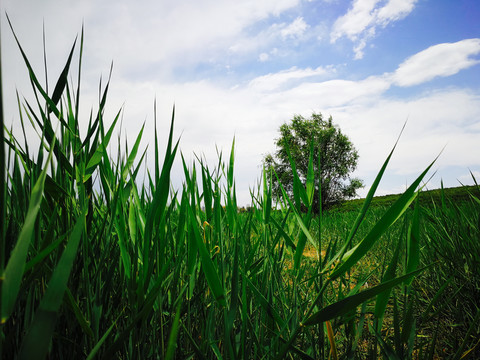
264, 112, 363, 211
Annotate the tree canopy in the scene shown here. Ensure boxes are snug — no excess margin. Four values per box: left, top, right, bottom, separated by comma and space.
264, 112, 363, 211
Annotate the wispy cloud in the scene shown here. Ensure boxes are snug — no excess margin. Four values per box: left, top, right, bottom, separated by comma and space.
250, 38, 480, 104
331, 0, 417, 59
229, 16, 310, 60
280, 17, 309, 39
248, 65, 333, 92
392, 39, 480, 86
81, 0, 303, 74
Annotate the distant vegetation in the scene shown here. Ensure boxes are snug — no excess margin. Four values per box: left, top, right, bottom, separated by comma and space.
264, 112, 363, 212
1, 22, 479, 359
332, 185, 480, 212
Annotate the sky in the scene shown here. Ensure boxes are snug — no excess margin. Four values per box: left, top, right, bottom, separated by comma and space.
1, 0, 480, 206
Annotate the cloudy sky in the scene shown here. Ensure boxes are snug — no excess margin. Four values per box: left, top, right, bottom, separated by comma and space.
2, 0, 480, 205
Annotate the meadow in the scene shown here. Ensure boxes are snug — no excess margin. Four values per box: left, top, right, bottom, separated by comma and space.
1, 24, 479, 359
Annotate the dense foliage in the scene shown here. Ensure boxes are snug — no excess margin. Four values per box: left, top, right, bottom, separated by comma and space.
264, 113, 363, 211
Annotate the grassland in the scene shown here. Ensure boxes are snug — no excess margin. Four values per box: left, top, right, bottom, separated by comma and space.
331, 185, 480, 213
1, 23, 479, 359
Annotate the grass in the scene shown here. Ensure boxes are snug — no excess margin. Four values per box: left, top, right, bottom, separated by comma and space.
1, 21, 479, 359
331, 185, 480, 213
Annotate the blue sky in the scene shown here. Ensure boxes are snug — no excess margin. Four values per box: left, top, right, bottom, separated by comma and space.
2, 0, 480, 205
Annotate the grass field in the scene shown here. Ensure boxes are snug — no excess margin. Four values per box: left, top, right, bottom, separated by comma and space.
1, 24, 479, 359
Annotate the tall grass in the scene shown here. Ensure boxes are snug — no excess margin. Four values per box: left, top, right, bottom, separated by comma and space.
2, 21, 477, 359
419, 182, 480, 358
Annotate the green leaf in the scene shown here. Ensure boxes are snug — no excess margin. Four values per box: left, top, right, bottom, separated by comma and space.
324, 126, 404, 271
188, 202, 226, 307
18, 205, 87, 360
269, 210, 296, 251
405, 198, 420, 286
243, 274, 285, 328
86, 320, 117, 360
83, 110, 121, 182
305, 140, 315, 208
303, 266, 429, 326
122, 122, 145, 181
369, 323, 401, 360
329, 156, 437, 282
293, 211, 314, 271
263, 165, 272, 224
50, 35, 77, 108
165, 301, 182, 360
115, 212, 132, 279
1, 139, 54, 323
65, 287, 94, 339
227, 137, 235, 189
374, 235, 402, 329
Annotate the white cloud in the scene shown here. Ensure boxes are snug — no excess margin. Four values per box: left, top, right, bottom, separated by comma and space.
331, 0, 417, 58
392, 39, 480, 87
280, 17, 309, 39
259, 53, 270, 62
5, 0, 301, 75
376, 0, 417, 24
331, 0, 379, 42
263, 75, 391, 110
229, 17, 309, 58
248, 66, 333, 92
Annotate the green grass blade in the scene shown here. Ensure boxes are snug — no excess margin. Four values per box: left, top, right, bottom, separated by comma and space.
452, 308, 480, 360
369, 323, 402, 360
243, 273, 285, 328
374, 235, 402, 329
121, 122, 145, 181
329, 156, 437, 281
263, 165, 272, 224
115, 213, 132, 279
24, 233, 66, 272
293, 211, 314, 270
200, 162, 214, 222
1, 140, 54, 323
303, 266, 429, 326
86, 320, 117, 360
83, 110, 121, 182
421, 276, 453, 322
65, 287, 94, 339
143, 109, 179, 284
228, 137, 235, 189
269, 210, 296, 251
165, 302, 182, 360
324, 127, 404, 270
405, 198, 420, 286
306, 140, 315, 209
18, 205, 87, 359
188, 202, 226, 307
7, 15, 73, 128
50, 36, 77, 108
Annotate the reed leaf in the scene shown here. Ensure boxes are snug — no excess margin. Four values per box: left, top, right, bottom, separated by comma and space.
1, 139, 54, 323
329, 156, 436, 282
187, 202, 226, 307
303, 266, 429, 326
18, 205, 87, 360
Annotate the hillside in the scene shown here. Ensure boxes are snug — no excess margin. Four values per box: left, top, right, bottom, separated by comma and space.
331, 184, 480, 212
